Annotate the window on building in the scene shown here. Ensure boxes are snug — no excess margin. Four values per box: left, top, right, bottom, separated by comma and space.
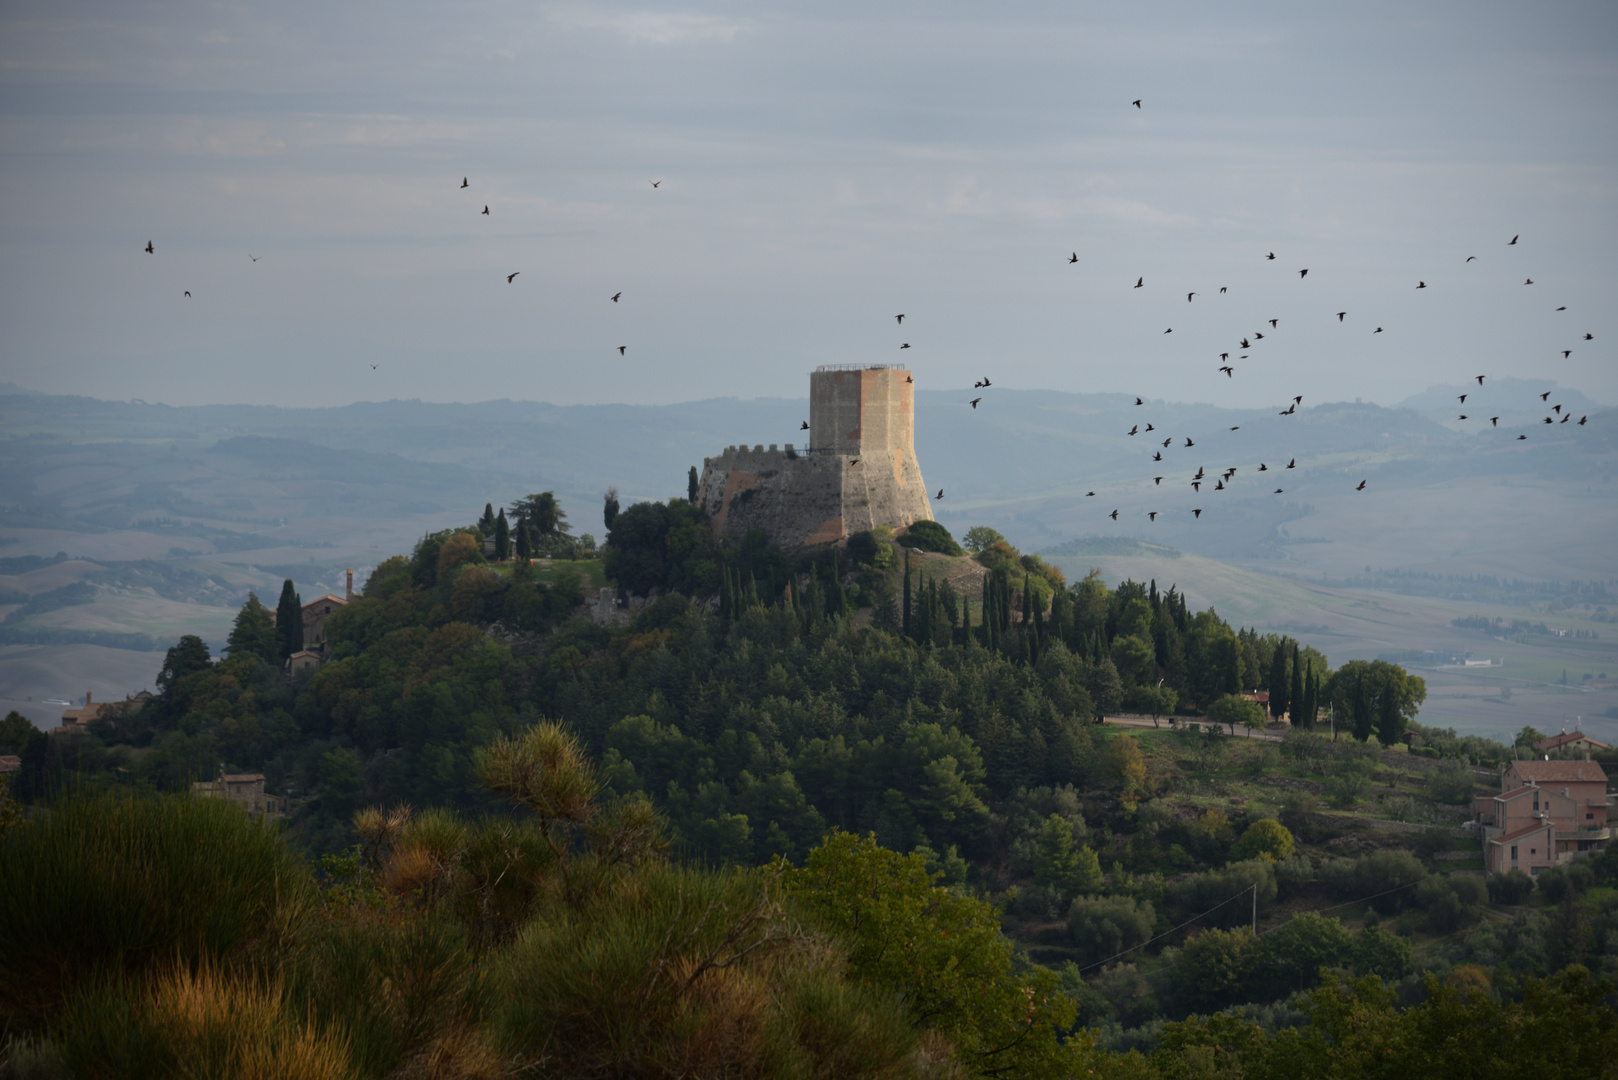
1511, 845, 1518, 862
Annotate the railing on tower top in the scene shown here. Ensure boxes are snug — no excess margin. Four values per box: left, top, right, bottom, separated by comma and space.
813, 363, 905, 372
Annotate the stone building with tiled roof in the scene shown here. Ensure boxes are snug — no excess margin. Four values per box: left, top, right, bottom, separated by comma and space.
1533, 729, 1611, 756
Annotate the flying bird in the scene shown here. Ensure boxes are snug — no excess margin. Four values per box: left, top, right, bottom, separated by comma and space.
611, 292, 621, 302
1525, 278, 1533, 285
1134, 277, 1144, 288
1254, 332, 1264, 340
1459, 394, 1468, 403
1128, 425, 1138, 436
1184, 438, 1194, 447
1299, 269, 1309, 278
1219, 287, 1227, 294
1132, 99, 1141, 108
900, 343, 910, 349
1476, 375, 1486, 384
1086, 491, 1095, 497
1459, 415, 1468, 420
906, 375, 913, 383
970, 398, 982, 409
1215, 480, 1225, 491
1187, 292, 1196, 302
1145, 423, 1155, 432
650, 180, 661, 188
1375, 327, 1383, 333
1509, 234, 1518, 245
1286, 459, 1295, 468
1557, 306, 1566, 311
1258, 463, 1268, 471
507, 272, 519, 283
1579, 416, 1587, 425
1337, 312, 1346, 322
1148, 512, 1158, 521
1417, 281, 1427, 288
1192, 481, 1202, 492
1554, 404, 1563, 414
1110, 510, 1119, 520
1466, 256, 1476, 262
1561, 414, 1571, 423
249, 254, 260, 262
618, 346, 626, 355
1269, 319, 1279, 328
849, 459, 859, 466
1563, 351, 1572, 358
800, 421, 809, 430
1135, 397, 1144, 405
1164, 328, 1172, 334
1219, 367, 1233, 377
482, 206, 490, 215
1541, 391, 1551, 401
1229, 425, 1239, 431
1490, 417, 1499, 426
896, 314, 905, 323
982, 377, 991, 387
144, 241, 154, 254
935, 489, 944, 499
460, 177, 468, 188
1068, 253, 1078, 264
183, 291, 190, 297
1153, 451, 1163, 461
1266, 252, 1276, 260
1240, 338, 1250, 348
1294, 395, 1303, 404
1162, 438, 1172, 447
1517, 434, 1527, 440
1356, 480, 1367, 491
1221, 352, 1230, 360
1193, 509, 1202, 518
1154, 477, 1163, 485
1543, 417, 1554, 425
370, 364, 378, 370
1585, 333, 1594, 340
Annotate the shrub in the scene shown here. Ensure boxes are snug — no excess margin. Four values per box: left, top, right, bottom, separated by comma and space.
1209, 694, 1266, 735
1487, 869, 1534, 905
1318, 850, 1426, 914
898, 520, 963, 557
1230, 819, 1295, 863
0, 791, 315, 1035
1427, 760, 1477, 804
1416, 875, 1484, 933
1171, 860, 1277, 929
1067, 895, 1156, 968
1274, 855, 1315, 898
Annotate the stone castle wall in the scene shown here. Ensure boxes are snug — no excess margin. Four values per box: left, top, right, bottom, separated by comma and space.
696, 366, 933, 550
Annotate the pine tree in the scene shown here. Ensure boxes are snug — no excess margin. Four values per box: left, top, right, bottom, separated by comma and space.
479, 502, 496, 534
226, 592, 279, 664
494, 509, 510, 561
687, 466, 699, 504
275, 580, 302, 660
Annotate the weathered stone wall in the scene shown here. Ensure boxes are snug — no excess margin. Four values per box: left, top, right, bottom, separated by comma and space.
696, 366, 934, 551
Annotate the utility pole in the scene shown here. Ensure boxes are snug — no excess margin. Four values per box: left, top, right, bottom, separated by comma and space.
1251, 883, 1257, 935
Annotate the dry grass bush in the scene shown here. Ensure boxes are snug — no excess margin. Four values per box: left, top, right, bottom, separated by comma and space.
0, 791, 315, 1035
492, 862, 919, 1079
51, 962, 352, 1080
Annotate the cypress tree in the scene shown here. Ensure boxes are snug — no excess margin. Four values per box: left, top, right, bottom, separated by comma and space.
603, 487, 620, 532
903, 549, 912, 639
687, 466, 700, 504
479, 502, 496, 533
275, 579, 302, 661
960, 598, 971, 647
1289, 643, 1305, 725
494, 509, 510, 562
829, 551, 846, 615
1269, 640, 1289, 719
980, 575, 990, 646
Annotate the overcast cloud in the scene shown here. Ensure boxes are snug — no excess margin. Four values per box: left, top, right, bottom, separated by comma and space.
0, 1, 1614, 409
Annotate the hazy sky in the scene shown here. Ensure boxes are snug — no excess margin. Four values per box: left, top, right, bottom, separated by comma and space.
1, 1, 1614, 409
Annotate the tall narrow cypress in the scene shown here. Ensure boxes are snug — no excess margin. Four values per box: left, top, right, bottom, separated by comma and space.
275, 579, 302, 661
1289, 643, 1304, 724
902, 549, 913, 639
1269, 641, 1289, 719
494, 509, 510, 562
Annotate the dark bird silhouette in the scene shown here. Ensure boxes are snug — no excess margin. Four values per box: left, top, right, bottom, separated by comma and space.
1466, 256, 1476, 262
1154, 477, 1163, 485
1184, 438, 1194, 447
611, 292, 621, 302
183, 291, 190, 297
650, 180, 661, 188
1069, 253, 1078, 264
1509, 234, 1518, 245
1517, 434, 1527, 440
1294, 395, 1303, 405
618, 346, 626, 355
249, 254, 260, 262
849, 459, 859, 466
1543, 417, 1554, 424
1459, 394, 1468, 403
1579, 416, 1587, 425
1164, 328, 1172, 334
1561, 414, 1571, 423
1135, 396, 1144, 405
1086, 491, 1095, 496
1557, 306, 1566, 311
1564, 351, 1572, 358
900, 343, 910, 349
1585, 333, 1594, 340
507, 272, 519, 283
1299, 269, 1309, 278
1134, 277, 1143, 288
370, 364, 378, 370
1162, 438, 1172, 447
1269, 319, 1279, 328
1356, 480, 1367, 491
1286, 458, 1295, 468
1187, 292, 1196, 302
460, 177, 468, 188
1148, 511, 1158, 521
1110, 509, 1119, 520
1240, 338, 1250, 348
1229, 425, 1239, 431
1476, 375, 1486, 384
1219, 366, 1233, 377
1145, 423, 1155, 432
896, 314, 905, 323
1338, 312, 1346, 322
1215, 480, 1224, 490
1375, 327, 1383, 333
144, 241, 154, 254
982, 377, 991, 387
1267, 252, 1276, 260
936, 489, 944, 499
1459, 415, 1467, 420
1220, 286, 1227, 293
1541, 391, 1551, 401
1254, 332, 1264, 340
1525, 278, 1533, 285
1194, 467, 1205, 480
1192, 481, 1201, 492
800, 421, 809, 430
1258, 463, 1268, 471
1221, 352, 1230, 360
482, 205, 490, 215
1193, 508, 1202, 518
1153, 451, 1163, 461
1490, 417, 1499, 426
1128, 425, 1138, 436
970, 398, 981, 409
906, 375, 913, 383
1417, 281, 1427, 288
1133, 99, 1141, 108
1274, 488, 1284, 494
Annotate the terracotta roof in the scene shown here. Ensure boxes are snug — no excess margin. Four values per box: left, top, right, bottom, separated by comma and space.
1509, 760, 1609, 784
0, 755, 20, 773
1533, 730, 1611, 752
222, 773, 265, 783
1490, 821, 1555, 845
302, 594, 347, 611
1496, 787, 1537, 802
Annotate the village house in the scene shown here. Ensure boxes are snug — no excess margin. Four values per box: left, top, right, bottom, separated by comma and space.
55, 689, 153, 735
1474, 759, 1612, 876
191, 772, 283, 817
1533, 729, 1611, 756
270, 570, 354, 668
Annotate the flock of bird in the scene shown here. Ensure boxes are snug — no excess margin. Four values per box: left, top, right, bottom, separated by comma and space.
139, 103, 1595, 529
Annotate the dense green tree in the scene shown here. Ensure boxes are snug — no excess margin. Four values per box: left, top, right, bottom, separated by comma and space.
1067, 895, 1154, 968
1230, 818, 1295, 863
686, 466, 699, 504
274, 579, 302, 660
899, 520, 963, 556
0, 711, 37, 756
1268, 637, 1290, 718
493, 508, 510, 561
1209, 693, 1265, 735
602, 487, 619, 532
156, 635, 212, 698
603, 499, 718, 596
1288, 641, 1304, 723
225, 593, 279, 664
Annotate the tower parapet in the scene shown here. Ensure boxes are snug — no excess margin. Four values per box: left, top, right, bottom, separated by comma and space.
695, 367, 933, 550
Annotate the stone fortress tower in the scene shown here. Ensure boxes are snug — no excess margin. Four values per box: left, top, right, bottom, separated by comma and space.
695, 365, 933, 550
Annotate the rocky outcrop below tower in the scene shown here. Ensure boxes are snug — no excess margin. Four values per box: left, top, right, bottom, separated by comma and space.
696, 366, 933, 550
